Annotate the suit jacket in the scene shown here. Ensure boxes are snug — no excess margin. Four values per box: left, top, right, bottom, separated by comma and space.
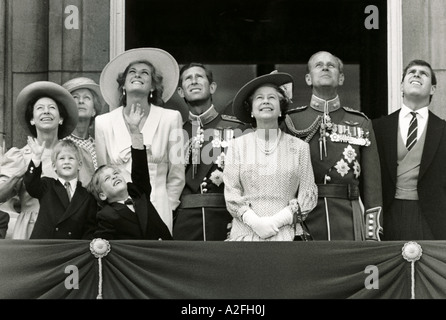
24, 162, 98, 240
94, 147, 173, 240
95, 105, 185, 234
373, 109, 446, 239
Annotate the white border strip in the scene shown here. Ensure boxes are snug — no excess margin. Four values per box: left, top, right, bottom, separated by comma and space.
387, 0, 403, 114
110, 0, 125, 60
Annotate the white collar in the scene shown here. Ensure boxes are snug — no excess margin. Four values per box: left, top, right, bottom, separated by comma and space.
401, 103, 429, 119
59, 178, 77, 189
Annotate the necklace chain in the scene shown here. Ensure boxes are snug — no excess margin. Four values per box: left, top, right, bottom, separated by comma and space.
255, 130, 282, 155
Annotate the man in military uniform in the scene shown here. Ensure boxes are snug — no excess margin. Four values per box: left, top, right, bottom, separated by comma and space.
173, 63, 246, 240
282, 51, 383, 241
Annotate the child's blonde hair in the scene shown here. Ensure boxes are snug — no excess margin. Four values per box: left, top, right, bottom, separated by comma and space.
87, 164, 120, 207
51, 139, 82, 164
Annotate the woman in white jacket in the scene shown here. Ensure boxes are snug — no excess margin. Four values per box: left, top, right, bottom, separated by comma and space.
95, 48, 185, 235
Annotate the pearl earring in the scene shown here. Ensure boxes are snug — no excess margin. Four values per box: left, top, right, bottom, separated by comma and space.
59, 120, 63, 125
30, 120, 35, 126
251, 113, 254, 118
150, 91, 153, 99
123, 88, 126, 96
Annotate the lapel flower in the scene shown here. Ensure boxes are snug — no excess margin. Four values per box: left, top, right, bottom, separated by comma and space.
193, 126, 205, 149
212, 137, 221, 148
353, 160, 361, 179
215, 152, 226, 169
335, 159, 350, 177
343, 145, 357, 163
210, 169, 224, 187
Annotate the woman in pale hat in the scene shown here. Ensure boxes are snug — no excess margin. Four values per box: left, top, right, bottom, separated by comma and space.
62, 77, 105, 186
223, 72, 317, 241
95, 47, 185, 235
0, 81, 78, 239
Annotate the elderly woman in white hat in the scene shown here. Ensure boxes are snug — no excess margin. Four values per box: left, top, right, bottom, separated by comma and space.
223, 72, 318, 241
0, 81, 78, 239
62, 77, 105, 186
95, 47, 185, 235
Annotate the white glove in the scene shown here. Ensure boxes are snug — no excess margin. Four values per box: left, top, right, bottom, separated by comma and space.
242, 209, 279, 239
270, 206, 293, 229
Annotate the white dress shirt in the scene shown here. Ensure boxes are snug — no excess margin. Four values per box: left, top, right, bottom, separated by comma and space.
58, 178, 78, 199
399, 104, 429, 145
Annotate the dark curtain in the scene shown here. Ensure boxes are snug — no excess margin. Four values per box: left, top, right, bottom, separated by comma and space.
1, 240, 445, 299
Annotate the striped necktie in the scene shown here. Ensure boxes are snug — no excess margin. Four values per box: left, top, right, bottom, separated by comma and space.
64, 181, 72, 201
406, 112, 418, 151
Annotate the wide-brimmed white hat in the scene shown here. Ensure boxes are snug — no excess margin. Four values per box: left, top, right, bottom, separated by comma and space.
16, 81, 78, 138
62, 77, 105, 115
100, 47, 179, 110
232, 72, 294, 124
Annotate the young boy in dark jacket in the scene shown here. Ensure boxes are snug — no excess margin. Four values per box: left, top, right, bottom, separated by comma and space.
25, 138, 97, 239
87, 105, 172, 240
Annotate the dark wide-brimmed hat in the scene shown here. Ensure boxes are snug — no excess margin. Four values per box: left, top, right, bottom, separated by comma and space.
16, 81, 78, 138
232, 72, 294, 123
100, 47, 179, 110
62, 77, 105, 115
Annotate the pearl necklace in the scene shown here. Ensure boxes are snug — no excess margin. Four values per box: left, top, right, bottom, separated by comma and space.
255, 130, 282, 155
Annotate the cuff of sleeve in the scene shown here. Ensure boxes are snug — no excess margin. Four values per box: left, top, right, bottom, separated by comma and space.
131, 133, 145, 150
237, 204, 251, 220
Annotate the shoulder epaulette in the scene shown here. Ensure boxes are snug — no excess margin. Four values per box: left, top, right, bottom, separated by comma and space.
342, 106, 369, 119
221, 114, 245, 125
285, 105, 308, 114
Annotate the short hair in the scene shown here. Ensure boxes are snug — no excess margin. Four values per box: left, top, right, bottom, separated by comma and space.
243, 84, 291, 127
71, 88, 102, 125
116, 60, 164, 107
51, 139, 82, 164
178, 62, 214, 87
306, 51, 344, 73
25, 96, 68, 139
402, 59, 437, 103
87, 164, 120, 207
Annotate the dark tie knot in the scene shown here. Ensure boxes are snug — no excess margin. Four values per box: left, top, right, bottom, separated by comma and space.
124, 198, 134, 205
411, 111, 418, 118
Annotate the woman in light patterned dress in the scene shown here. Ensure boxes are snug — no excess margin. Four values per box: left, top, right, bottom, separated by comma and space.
223, 72, 318, 241
62, 77, 105, 186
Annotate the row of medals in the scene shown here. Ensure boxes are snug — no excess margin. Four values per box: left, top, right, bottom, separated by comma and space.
187, 127, 235, 166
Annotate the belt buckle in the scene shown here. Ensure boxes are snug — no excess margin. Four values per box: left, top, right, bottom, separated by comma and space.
347, 184, 359, 200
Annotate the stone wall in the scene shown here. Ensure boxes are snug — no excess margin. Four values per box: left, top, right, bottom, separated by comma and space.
0, 0, 110, 151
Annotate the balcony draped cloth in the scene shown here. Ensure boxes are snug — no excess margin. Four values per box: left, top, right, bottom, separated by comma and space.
0, 240, 445, 299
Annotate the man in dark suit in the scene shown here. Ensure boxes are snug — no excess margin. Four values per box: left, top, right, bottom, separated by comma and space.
24, 139, 97, 240
173, 63, 246, 241
373, 59, 446, 240
88, 104, 172, 240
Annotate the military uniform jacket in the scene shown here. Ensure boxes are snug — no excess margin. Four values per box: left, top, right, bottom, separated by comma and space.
24, 162, 97, 240
94, 147, 173, 240
283, 95, 382, 240
173, 106, 246, 240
